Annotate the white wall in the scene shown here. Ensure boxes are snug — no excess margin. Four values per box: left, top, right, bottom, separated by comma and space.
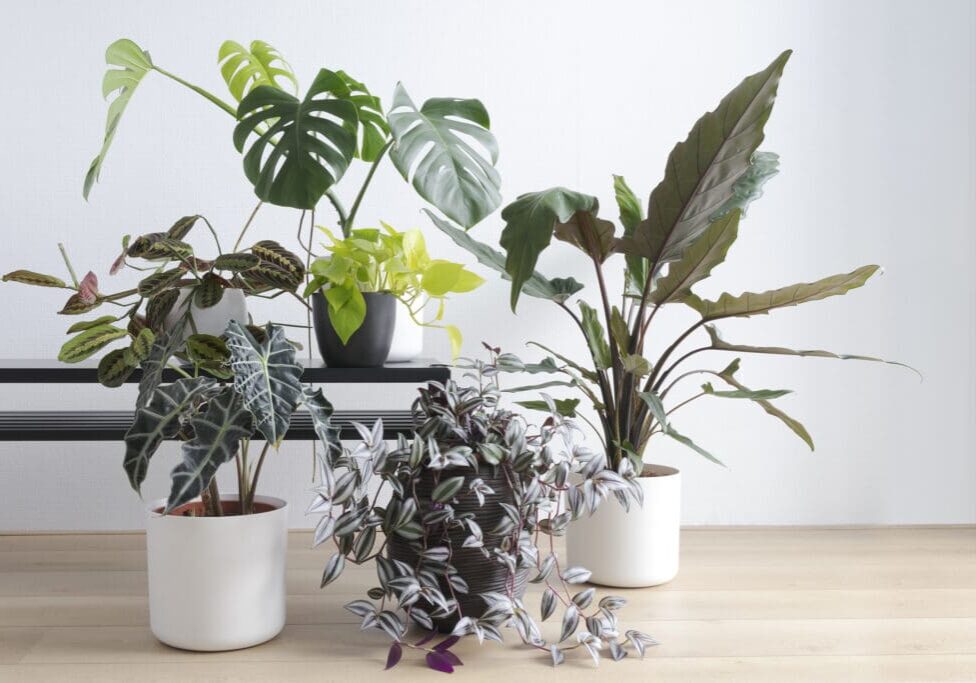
0, 0, 973, 530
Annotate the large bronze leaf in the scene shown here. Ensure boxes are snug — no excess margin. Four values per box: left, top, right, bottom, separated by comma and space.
650, 209, 740, 305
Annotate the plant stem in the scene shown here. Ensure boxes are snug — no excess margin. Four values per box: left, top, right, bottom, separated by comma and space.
197, 215, 222, 254
233, 201, 263, 252
325, 190, 348, 236
345, 141, 392, 233
203, 477, 222, 516
245, 441, 273, 511
57, 243, 80, 288
154, 66, 237, 118
305, 209, 315, 362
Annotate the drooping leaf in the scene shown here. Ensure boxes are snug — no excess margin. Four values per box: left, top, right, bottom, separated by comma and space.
425, 210, 582, 303
58, 325, 127, 363
388, 83, 500, 228
614, 175, 649, 296
166, 387, 253, 512
302, 386, 342, 460
702, 382, 790, 400
559, 605, 579, 642
324, 283, 367, 345
194, 273, 225, 309
384, 642, 403, 670
123, 377, 217, 492
499, 188, 598, 310
516, 397, 581, 417
125, 328, 156, 365
619, 51, 791, 278
553, 210, 617, 262
321, 552, 345, 587
234, 71, 359, 209
2, 270, 66, 288
83, 39, 154, 199
315, 70, 390, 161
137, 267, 183, 297
225, 322, 303, 446
186, 334, 230, 364
66, 315, 117, 333
609, 306, 630, 353
651, 209, 740, 305
146, 289, 181, 331
165, 215, 200, 240
136, 324, 186, 408
639, 391, 724, 465
58, 293, 101, 316
686, 265, 880, 321
218, 39, 298, 102
578, 301, 611, 370
97, 348, 136, 388
213, 252, 260, 272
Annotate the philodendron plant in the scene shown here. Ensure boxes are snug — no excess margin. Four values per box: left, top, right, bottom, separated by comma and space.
2, 215, 306, 387
84, 38, 501, 234
310, 351, 655, 671
306, 223, 484, 356
126, 320, 341, 516
428, 50, 913, 473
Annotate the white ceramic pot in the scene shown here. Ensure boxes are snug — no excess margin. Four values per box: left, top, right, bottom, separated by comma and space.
163, 287, 248, 339
566, 465, 681, 588
145, 495, 287, 651
386, 299, 423, 363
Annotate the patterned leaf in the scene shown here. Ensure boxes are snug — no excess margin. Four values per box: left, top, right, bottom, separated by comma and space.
225, 322, 303, 446
141, 238, 193, 262
136, 325, 185, 408
321, 552, 345, 587
213, 252, 260, 272
58, 325, 127, 363
302, 386, 342, 460
186, 334, 229, 363
251, 241, 304, 283
97, 348, 136, 388
137, 267, 183, 297
126, 232, 167, 258
2, 270, 66, 288
165, 387, 253, 512
431, 476, 465, 503
165, 215, 200, 240
58, 293, 101, 316
194, 273, 225, 309
123, 377, 217, 492
124, 328, 156, 365
66, 315, 117, 333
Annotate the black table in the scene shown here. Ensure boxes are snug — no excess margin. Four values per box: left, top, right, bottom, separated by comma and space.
0, 359, 449, 441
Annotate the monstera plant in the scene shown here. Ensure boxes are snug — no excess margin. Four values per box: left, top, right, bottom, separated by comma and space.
429, 49, 912, 474
84, 38, 502, 232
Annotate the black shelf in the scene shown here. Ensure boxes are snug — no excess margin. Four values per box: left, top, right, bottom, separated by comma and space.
0, 410, 417, 442
0, 359, 450, 384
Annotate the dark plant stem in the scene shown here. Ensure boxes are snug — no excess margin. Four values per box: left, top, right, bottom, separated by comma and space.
245, 441, 272, 512
233, 201, 263, 252
325, 190, 348, 236
202, 477, 222, 516
345, 141, 393, 233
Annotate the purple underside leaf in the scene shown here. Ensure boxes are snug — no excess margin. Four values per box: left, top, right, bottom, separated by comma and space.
385, 641, 402, 670
434, 635, 460, 651
438, 650, 463, 666
415, 630, 438, 646
426, 650, 455, 674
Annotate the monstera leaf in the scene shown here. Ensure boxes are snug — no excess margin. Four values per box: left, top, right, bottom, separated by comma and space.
83, 39, 153, 199
388, 84, 501, 228
225, 322, 303, 446
686, 265, 879, 321
234, 70, 359, 209
425, 210, 583, 303
619, 51, 791, 278
650, 209, 740, 305
317, 70, 390, 162
497, 188, 599, 310
166, 388, 254, 513
123, 377, 218, 493
218, 39, 298, 102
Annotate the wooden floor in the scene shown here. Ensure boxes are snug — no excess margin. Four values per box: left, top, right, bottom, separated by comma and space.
0, 528, 974, 682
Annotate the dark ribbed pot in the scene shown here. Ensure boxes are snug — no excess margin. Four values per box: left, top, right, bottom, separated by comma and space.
387, 465, 530, 632
312, 291, 395, 367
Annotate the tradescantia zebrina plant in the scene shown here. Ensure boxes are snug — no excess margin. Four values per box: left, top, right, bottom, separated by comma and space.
84, 38, 501, 232
428, 50, 914, 473
310, 350, 655, 672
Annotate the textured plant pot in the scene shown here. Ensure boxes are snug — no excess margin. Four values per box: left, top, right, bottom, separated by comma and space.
566, 465, 680, 588
386, 299, 424, 363
145, 495, 287, 651
163, 287, 248, 339
387, 466, 529, 632
312, 291, 395, 367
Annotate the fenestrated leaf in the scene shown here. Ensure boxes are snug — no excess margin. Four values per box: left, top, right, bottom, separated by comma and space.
578, 301, 611, 370
651, 209, 740, 305
426, 210, 582, 303
97, 348, 136, 388
84, 39, 154, 199
234, 71, 358, 210
137, 267, 183, 297
165, 388, 253, 512
499, 188, 598, 310
213, 252, 260, 273
619, 51, 791, 279
710, 357, 814, 450
166, 215, 200, 240
315, 69, 390, 162
194, 273, 225, 309
554, 210, 617, 263
639, 391, 724, 465
686, 265, 880, 321
58, 325, 127, 363
388, 83, 500, 228
218, 39, 298, 102
225, 322, 303, 446
123, 377, 217, 492
2, 270, 66, 288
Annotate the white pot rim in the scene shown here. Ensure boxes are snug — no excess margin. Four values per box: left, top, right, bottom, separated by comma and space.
146, 494, 287, 519
638, 463, 680, 479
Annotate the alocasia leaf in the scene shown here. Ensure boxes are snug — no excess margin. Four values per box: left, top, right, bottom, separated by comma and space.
302, 385, 342, 464
650, 209, 740, 305
225, 322, 303, 446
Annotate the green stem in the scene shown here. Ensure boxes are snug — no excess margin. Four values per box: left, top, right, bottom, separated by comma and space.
154, 66, 237, 118
233, 201, 263, 252
197, 215, 222, 254
57, 243, 80, 288
325, 190, 348, 236
345, 141, 392, 233
245, 442, 273, 511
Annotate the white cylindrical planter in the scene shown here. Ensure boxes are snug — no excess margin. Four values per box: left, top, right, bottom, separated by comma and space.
146, 495, 287, 651
163, 287, 248, 339
386, 299, 423, 363
566, 465, 680, 588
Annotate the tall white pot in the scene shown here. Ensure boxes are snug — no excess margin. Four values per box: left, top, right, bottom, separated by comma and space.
566, 465, 680, 588
386, 299, 423, 363
163, 287, 248, 339
146, 495, 287, 651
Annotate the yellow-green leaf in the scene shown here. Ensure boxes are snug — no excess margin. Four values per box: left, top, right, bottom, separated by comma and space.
2, 270, 66, 288
98, 348, 136, 388
58, 325, 127, 363
67, 315, 117, 333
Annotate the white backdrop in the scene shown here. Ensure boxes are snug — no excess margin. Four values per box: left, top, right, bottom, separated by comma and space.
0, 0, 972, 530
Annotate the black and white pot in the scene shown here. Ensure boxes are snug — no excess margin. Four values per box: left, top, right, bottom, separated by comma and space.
312, 291, 396, 367
566, 464, 681, 587
145, 495, 288, 651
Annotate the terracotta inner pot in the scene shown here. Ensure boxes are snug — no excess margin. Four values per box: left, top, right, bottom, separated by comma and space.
640, 463, 679, 478
155, 500, 279, 517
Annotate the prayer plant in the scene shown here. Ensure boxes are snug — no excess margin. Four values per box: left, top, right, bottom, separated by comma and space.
310, 351, 655, 671
427, 50, 913, 473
